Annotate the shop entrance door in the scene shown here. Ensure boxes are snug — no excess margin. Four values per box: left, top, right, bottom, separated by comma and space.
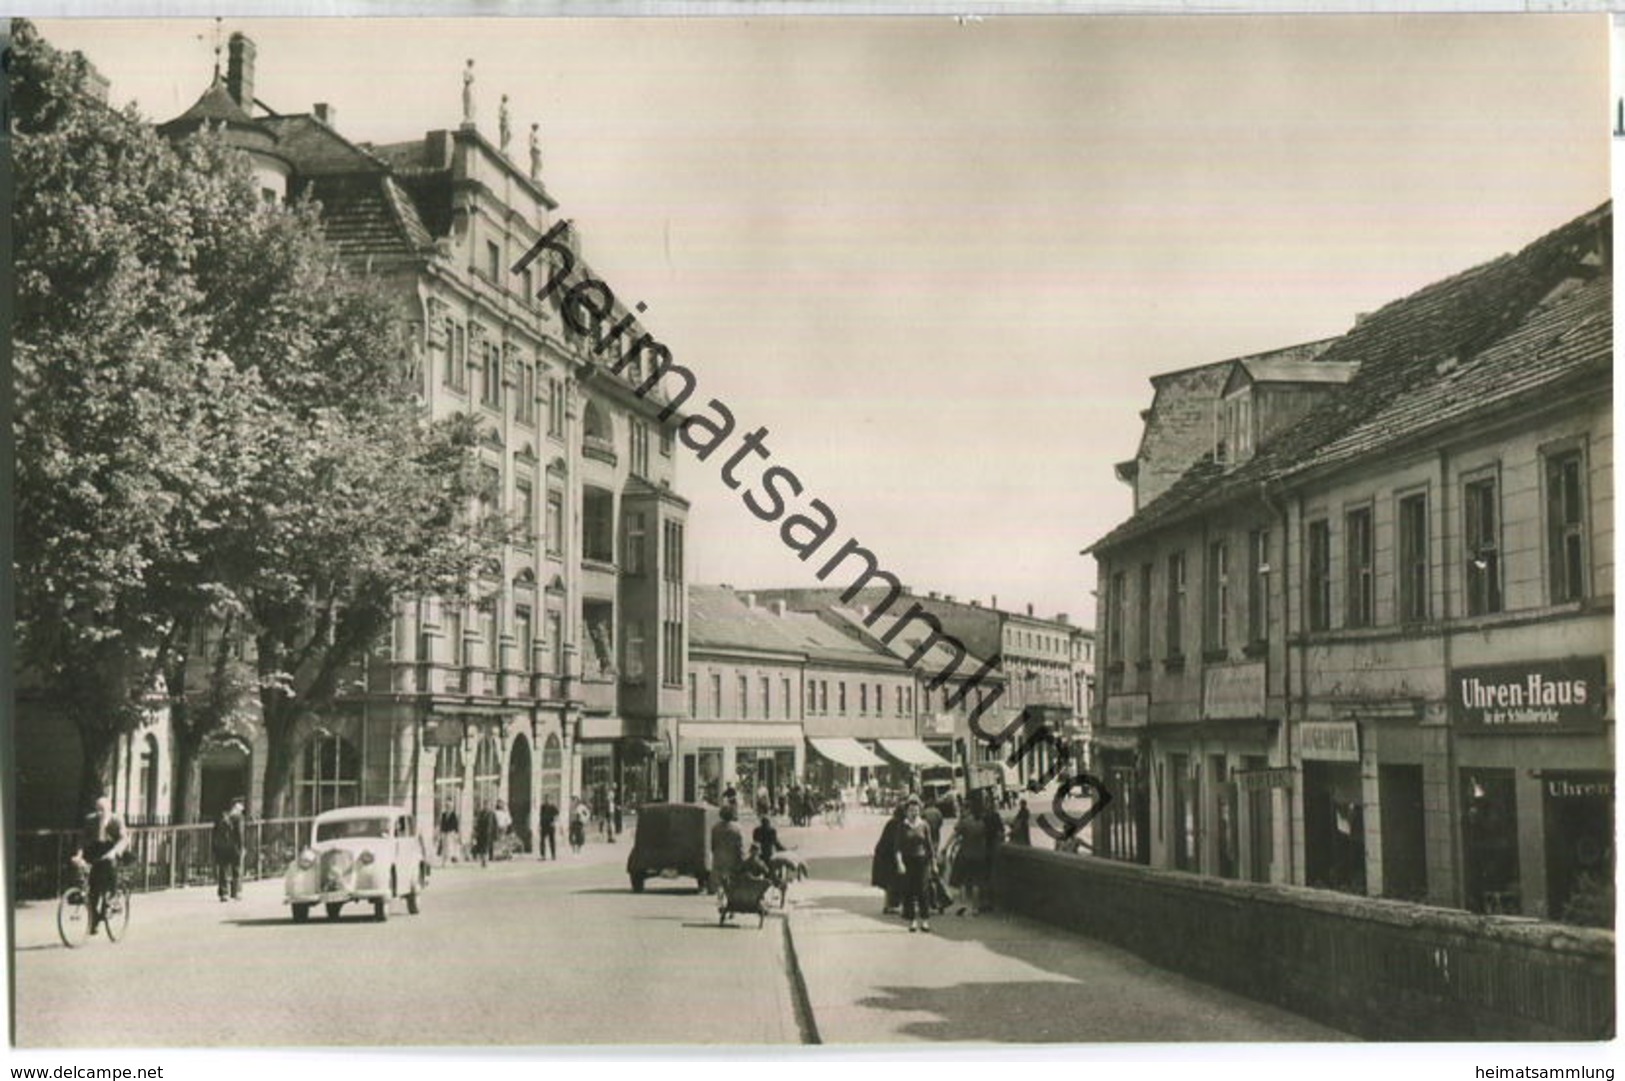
1303, 760, 1365, 894
1378, 764, 1427, 901
1461, 768, 1520, 914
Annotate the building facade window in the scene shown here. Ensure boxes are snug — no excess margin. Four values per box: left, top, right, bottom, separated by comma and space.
838, 682, 848, 715
623, 621, 645, 680
1546, 448, 1587, 603
486, 239, 501, 281
1398, 492, 1428, 623
1204, 540, 1229, 653
630, 420, 650, 478
1345, 506, 1374, 628
785, 678, 794, 718
1247, 529, 1270, 646
515, 479, 534, 541
711, 674, 723, 717
481, 341, 502, 409
859, 683, 869, 714
1136, 563, 1153, 662
1166, 551, 1186, 657
547, 377, 565, 437
582, 487, 615, 564
738, 674, 750, 718
688, 674, 698, 718
660, 424, 674, 457
545, 490, 564, 556
1464, 474, 1502, 616
624, 511, 647, 575
1307, 519, 1332, 631
514, 606, 532, 671
546, 610, 563, 674
1107, 571, 1126, 666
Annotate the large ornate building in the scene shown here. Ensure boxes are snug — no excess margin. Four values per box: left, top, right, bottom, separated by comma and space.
115, 32, 690, 839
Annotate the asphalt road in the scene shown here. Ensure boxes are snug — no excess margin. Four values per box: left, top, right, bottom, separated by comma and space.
13, 841, 805, 1048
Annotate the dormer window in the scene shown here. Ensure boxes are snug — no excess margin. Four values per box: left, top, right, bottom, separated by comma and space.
1218, 389, 1253, 466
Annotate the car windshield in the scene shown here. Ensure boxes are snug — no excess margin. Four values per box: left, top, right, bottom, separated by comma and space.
315, 817, 393, 843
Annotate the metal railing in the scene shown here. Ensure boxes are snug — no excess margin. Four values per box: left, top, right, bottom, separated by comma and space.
13, 817, 314, 902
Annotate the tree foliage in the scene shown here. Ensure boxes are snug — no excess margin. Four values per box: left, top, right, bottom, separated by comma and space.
12, 21, 506, 818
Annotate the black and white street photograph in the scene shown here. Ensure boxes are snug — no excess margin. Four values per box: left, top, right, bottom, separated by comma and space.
4, 7, 1616, 1073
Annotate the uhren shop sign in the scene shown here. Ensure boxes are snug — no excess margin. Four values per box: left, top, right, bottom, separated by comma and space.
1452, 656, 1608, 733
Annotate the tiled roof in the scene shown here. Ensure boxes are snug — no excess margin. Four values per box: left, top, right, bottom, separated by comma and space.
689, 585, 908, 670
822, 606, 999, 679
301, 173, 433, 261
1088, 202, 1611, 555
260, 114, 387, 177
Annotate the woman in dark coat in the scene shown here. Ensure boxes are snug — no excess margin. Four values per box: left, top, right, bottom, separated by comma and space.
870, 802, 906, 914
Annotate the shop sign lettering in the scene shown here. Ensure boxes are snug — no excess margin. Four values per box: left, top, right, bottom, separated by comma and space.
1234, 766, 1294, 792
1453, 657, 1607, 733
1544, 777, 1614, 800
1299, 721, 1360, 762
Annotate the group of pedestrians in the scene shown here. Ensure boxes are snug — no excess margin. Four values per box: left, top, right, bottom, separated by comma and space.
870, 789, 1009, 933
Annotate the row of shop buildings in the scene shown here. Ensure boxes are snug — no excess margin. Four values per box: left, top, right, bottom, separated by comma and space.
1085, 202, 1613, 924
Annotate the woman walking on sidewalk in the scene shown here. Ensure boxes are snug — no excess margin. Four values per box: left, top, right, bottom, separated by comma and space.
894, 796, 938, 933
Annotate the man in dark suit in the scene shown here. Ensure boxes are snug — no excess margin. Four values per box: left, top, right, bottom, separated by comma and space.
537, 797, 559, 861
212, 797, 246, 902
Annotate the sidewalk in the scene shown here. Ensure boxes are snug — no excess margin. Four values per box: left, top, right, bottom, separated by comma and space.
783, 876, 1354, 1045
8, 833, 633, 951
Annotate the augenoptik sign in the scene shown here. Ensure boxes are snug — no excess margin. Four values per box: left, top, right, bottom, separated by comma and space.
1452, 656, 1608, 733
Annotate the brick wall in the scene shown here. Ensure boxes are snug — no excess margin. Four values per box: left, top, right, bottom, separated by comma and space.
996, 845, 1613, 1041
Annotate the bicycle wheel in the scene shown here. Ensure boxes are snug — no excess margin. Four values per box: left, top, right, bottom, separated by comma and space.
56, 887, 90, 949
101, 886, 131, 942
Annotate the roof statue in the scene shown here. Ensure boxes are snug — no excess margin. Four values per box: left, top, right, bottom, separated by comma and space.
461, 59, 475, 126
529, 122, 542, 180
499, 94, 511, 151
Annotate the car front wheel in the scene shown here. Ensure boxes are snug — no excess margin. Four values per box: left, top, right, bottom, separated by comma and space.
326, 902, 344, 920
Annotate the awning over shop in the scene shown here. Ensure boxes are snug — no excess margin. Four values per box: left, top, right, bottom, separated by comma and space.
877, 738, 954, 769
807, 737, 886, 768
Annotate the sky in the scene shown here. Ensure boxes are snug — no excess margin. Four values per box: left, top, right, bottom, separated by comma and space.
36, 15, 1610, 630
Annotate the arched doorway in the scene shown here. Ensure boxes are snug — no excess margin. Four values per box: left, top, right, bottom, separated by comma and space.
199, 738, 252, 823
541, 733, 563, 808
295, 732, 360, 818
508, 735, 533, 851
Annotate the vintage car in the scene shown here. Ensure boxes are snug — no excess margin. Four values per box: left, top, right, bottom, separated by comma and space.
285, 805, 429, 923
626, 802, 719, 893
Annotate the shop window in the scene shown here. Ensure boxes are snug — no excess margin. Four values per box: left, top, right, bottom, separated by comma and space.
1169, 754, 1198, 872
1345, 506, 1374, 628
296, 732, 361, 818
1397, 493, 1429, 623
473, 735, 501, 812
1461, 768, 1520, 914
434, 742, 464, 814
1546, 449, 1587, 603
1464, 474, 1502, 615
1307, 519, 1332, 631
1542, 772, 1614, 927
1242, 754, 1273, 883
1212, 755, 1237, 880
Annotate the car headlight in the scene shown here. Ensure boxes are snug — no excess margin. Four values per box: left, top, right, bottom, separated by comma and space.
296, 848, 316, 870
358, 850, 375, 865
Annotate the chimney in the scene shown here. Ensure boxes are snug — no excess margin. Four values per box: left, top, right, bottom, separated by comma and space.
226, 32, 257, 111
314, 103, 336, 128
944, 594, 956, 603
928, 591, 940, 600
1056, 613, 1070, 625
769, 600, 786, 617
1026, 602, 1035, 616
970, 600, 981, 608
991, 595, 998, 610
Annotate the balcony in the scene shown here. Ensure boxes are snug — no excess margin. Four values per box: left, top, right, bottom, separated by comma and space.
580, 676, 618, 714
582, 434, 618, 466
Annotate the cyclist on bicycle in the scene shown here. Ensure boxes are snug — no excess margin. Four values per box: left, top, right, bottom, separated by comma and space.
73, 796, 128, 935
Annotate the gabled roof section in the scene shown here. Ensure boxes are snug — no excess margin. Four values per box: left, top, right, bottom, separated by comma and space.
1222, 357, 1360, 396
1086, 201, 1611, 556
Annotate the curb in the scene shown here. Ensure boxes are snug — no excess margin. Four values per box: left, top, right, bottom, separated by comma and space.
780, 903, 822, 1046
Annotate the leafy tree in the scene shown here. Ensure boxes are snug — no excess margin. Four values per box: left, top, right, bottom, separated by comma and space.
13, 21, 508, 819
